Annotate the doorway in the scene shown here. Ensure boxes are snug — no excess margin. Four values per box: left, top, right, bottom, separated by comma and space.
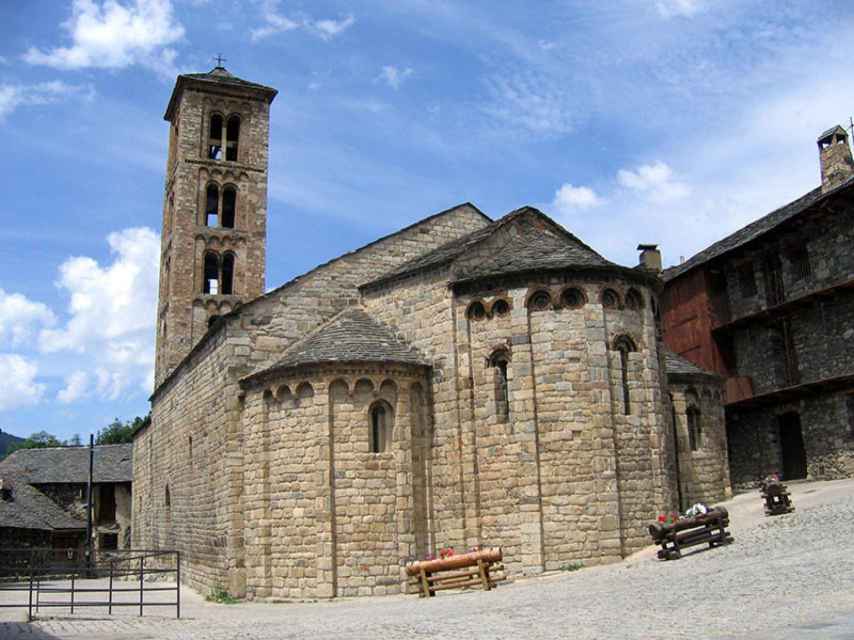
778, 412, 807, 480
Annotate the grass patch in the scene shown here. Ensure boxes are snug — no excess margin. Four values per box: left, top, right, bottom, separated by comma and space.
206, 586, 240, 604
558, 561, 584, 572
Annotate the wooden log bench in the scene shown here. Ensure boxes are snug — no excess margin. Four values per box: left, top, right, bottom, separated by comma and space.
405, 548, 505, 597
760, 480, 795, 516
648, 507, 733, 560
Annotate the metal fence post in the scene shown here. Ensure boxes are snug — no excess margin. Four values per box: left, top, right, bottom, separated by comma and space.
108, 560, 114, 615
70, 572, 75, 614
27, 565, 33, 623
176, 551, 181, 620
139, 556, 144, 617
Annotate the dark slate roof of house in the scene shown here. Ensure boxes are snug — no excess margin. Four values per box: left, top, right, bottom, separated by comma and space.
662, 175, 854, 283
818, 125, 848, 141
248, 308, 428, 380
0, 444, 133, 484
663, 349, 721, 379
364, 206, 621, 289
0, 480, 85, 531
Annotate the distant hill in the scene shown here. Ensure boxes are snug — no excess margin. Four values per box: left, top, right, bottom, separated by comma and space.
0, 429, 24, 459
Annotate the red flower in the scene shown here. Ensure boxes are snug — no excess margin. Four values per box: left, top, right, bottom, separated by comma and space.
658, 515, 666, 523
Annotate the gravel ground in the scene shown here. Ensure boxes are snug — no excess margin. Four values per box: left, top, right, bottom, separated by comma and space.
2, 479, 854, 639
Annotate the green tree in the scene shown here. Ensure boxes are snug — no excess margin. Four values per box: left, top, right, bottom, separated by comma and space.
68, 433, 82, 447
8, 430, 64, 453
96, 414, 149, 445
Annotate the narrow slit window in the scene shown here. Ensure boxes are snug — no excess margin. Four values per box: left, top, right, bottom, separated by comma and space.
226, 116, 240, 162
203, 253, 219, 294
206, 184, 219, 227
222, 188, 236, 228
613, 336, 637, 415
221, 253, 235, 295
370, 402, 392, 453
490, 352, 510, 421
687, 407, 702, 451
208, 115, 223, 160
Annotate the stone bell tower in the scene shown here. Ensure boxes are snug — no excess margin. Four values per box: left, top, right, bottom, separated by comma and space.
154, 66, 277, 387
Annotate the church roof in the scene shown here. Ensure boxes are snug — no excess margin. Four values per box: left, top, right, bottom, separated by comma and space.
245, 308, 428, 382
663, 349, 721, 380
363, 206, 628, 289
0, 480, 85, 531
164, 66, 278, 120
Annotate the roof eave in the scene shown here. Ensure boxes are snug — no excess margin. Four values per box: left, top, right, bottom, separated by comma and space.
163, 75, 278, 121
241, 359, 431, 389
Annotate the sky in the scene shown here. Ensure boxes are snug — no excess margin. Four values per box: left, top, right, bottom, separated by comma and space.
2, 0, 853, 441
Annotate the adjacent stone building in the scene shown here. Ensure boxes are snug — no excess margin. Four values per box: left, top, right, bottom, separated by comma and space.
133, 67, 731, 600
662, 125, 854, 490
0, 444, 133, 551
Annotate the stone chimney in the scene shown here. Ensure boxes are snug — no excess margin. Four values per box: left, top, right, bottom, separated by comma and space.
637, 244, 662, 273
818, 125, 854, 193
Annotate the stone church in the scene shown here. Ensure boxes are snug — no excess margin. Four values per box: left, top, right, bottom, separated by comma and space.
132, 67, 731, 599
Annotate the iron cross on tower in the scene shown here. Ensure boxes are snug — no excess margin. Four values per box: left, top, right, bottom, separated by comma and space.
214, 54, 227, 67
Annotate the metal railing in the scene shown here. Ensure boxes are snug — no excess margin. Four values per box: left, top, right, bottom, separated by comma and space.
0, 548, 180, 622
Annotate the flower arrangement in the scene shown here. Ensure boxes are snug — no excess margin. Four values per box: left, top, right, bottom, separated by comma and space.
439, 547, 455, 559
657, 512, 680, 525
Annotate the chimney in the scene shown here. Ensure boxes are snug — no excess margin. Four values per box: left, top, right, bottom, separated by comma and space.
637, 244, 662, 273
818, 125, 854, 193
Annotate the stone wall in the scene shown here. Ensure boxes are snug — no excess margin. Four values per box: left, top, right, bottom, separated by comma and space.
137, 205, 490, 597
668, 380, 731, 506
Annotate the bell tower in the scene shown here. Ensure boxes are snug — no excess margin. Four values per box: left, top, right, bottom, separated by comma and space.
154, 66, 277, 387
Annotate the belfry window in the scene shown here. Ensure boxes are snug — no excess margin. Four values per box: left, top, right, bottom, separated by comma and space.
208, 114, 223, 160
203, 253, 219, 294
222, 187, 236, 228
370, 402, 393, 453
226, 116, 240, 161
613, 335, 637, 415
206, 184, 219, 226
490, 350, 511, 421
221, 253, 235, 295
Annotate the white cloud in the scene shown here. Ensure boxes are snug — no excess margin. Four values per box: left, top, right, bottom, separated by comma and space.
482, 72, 577, 136
0, 56, 8, 65
23, 0, 184, 76
0, 81, 93, 121
0, 289, 56, 347
312, 15, 355, 40
40, 227, 159, 399
552, 183, 604, 212
656, 0, 703, 18
58, 370, 89, 404
617, 161, 691, 202
377, 65, 414, 90
251, 1, 355, 42
0, 355, 45, 411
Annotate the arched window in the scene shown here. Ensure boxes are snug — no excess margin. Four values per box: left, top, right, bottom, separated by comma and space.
221, 253, 235, 295
492, 299, 510, 317
208, 114, 223, 160
369, 402, 393, 453
467, 301, 486, 321
528, 290, 551, 311
221, 187, 236, 228
613, 335, 637, 415
205, 184, 219, 226
625, 288, 644, 311
687, 406, 702, 451
226, 115, 240, 161
602, 288, 620, 309
203, 252, 220, 294
489, 350, 511, 421
561, 287, 585, 309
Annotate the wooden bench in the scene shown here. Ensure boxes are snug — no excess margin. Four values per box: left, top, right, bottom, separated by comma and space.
648, 507, 733, 560
760, 480, 795, 516
405, 548, 505, 597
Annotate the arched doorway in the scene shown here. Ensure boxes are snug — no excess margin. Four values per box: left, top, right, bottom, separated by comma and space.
778, 412, 807, 480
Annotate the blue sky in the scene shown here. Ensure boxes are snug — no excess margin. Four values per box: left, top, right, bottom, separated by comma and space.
2, 0, 853, 441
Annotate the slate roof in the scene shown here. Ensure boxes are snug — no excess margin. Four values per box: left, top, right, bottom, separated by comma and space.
0, 480, 85, 531
818, 125, 848, 141
364, 206, 621, 289
0, 444, 133, 484
248, 308, 428, 380
663, 349, 721, 379
662, 175, 854, 283
164, 66, 277, 120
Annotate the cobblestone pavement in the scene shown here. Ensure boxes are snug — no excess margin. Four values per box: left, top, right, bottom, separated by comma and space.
3, 479, 854, 640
